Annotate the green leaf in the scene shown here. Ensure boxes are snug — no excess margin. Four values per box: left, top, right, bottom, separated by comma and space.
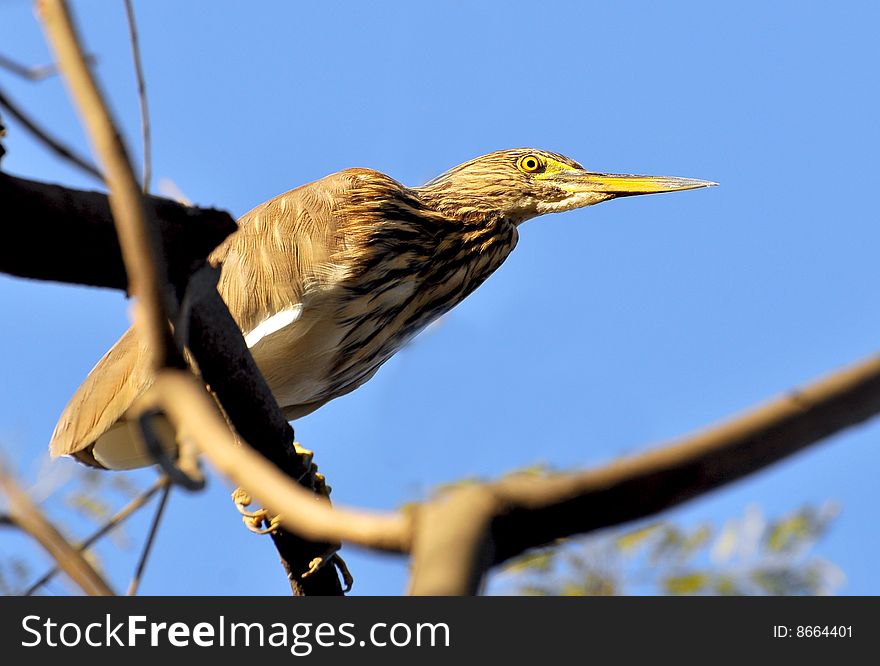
663, 572, 709, 595
615, 523, 662, 552
504, 549, 556, 574
766, 513, 811, 553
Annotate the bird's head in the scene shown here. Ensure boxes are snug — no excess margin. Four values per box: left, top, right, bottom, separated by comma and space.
417, 148, 716, 224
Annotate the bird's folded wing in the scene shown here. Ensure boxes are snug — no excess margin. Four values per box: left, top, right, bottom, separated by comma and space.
49, 327, 153, 466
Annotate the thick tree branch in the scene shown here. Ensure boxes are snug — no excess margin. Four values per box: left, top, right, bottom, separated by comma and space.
1, 116, 343, 593
0, 173, 236, 289
0, 459, 114, 596
179, 268, 345, 594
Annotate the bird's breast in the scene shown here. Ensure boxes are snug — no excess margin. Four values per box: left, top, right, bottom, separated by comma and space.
322, 219, 519, 394
242, 215, 518, 415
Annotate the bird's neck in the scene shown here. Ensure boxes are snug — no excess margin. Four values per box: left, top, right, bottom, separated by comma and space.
413, 182, 508, 227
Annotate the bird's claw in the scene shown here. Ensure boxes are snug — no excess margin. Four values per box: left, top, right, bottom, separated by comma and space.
293, 442, 314, 471
303, 547, 354, 593
231, 442, 328, 536
232, 487, 282, 534
232, 444, 350, 590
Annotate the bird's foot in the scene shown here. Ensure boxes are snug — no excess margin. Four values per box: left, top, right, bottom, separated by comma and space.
291, 442, 314, 476
303, 546, 354, 593
232, 487, 281, 534
231, 442, 327, 535
231, 443, 351, 590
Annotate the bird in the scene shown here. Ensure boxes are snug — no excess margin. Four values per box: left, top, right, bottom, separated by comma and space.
50, 148, 715, 470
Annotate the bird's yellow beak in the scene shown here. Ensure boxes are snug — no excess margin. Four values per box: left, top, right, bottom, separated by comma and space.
552, 170, 718, 196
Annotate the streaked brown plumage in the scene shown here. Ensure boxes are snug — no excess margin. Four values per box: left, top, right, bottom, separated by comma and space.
51, 148, 714, 469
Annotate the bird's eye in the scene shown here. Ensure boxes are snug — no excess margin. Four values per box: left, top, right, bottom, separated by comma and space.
518, 155, 544, 174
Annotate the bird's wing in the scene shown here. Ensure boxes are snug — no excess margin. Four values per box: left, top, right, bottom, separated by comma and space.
49, 170, 367, 467
49, 326, 153, 466
211, 172, 355, 333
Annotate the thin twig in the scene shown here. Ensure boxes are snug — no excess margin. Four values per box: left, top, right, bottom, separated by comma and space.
38, 0, 175, 366
122, 0, 151, 192
126, 481, 170, 595
22, 476, 168, 596
0, 85, 103, 181
0, 459, 114, 596
0, 52, 95, 81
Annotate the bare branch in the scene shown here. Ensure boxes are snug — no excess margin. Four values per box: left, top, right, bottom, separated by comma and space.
176, 268, 347, 594
38, 0, 175, 366
0, 459, 114, 596
134, 351, 880, 595
406, 354, 880, 593
0, 52, 95, 81
0, 173, 237, 289
147, 370, 412, 553
22, 476, 169, 595
408, 486, 495, 595
487, 354, 880, 563
0, 85, 103, 181
126, 481, 170, 595
122, 0, 151, 192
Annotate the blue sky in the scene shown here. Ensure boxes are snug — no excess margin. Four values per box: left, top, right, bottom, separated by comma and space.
1, 0, 878, 595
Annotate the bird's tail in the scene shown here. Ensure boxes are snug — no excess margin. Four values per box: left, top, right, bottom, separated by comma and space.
50, 327, 165, 470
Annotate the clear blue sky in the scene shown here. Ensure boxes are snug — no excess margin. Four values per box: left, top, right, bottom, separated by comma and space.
1, 1, 878, 595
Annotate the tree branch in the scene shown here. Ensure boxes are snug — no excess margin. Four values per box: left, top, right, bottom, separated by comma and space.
0, 459, 114, 596
126, 481, 170, 595
0, 86, 103, 181
406, 354, 880, 593
408, 486, 495, 595
38, 0, 175, 367
0, 173, 236, 289
36, 0, 348, 596
146, 370, 412, 553
179, 267, 346, 594
0, 51, 96, 81
22, 476, 169, 595
122, 0, 151, 192
141, 350, 880, 592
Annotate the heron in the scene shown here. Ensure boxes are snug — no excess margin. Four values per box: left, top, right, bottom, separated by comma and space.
51, 148, 715, 471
